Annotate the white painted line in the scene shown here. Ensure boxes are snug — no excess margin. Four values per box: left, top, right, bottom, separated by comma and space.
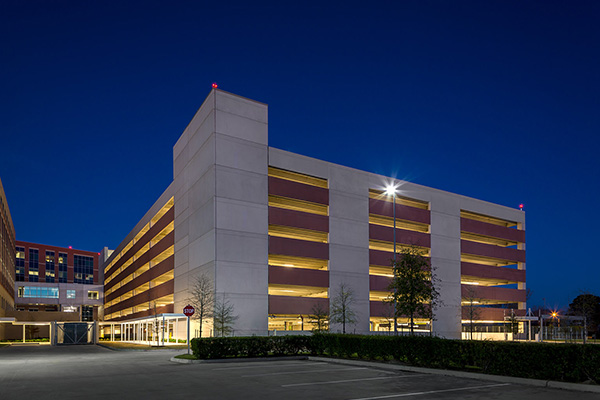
213, 362, 322, 370
348, 383, 511, 399
242, 367, 367, 377
282, 374, 427, 387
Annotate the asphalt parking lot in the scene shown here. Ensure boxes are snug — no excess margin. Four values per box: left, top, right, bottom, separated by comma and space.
0, 344, 597, 400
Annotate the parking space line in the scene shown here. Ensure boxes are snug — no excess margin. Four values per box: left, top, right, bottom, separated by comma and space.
348, 383, 511, 399
213, 362, 322, 370
241, 367, 367, 377
282, 374, 427, 387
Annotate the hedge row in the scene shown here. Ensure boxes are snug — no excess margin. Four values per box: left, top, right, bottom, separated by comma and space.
191, 334, 600, 384
191, 336, 312, 359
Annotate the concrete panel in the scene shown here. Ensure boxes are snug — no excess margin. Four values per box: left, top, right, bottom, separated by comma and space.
174, 188, 189, 219
215, 166, 268, 205
188, 231, 216, 271
329, 243, 370, 275
187, 133, 216, 182
189, 168, 216, 212
329, 190, 369, 223
329, 165, 370, 195
174, 213, 189, 245
189, 198, 215, 243
268, 148, 330, 180
173, 241, 189, 269
173, 140, 189, 180
329, 216, 369, 248
215, 261, 268, 296
215, 198, 268, 235
215, 293, 268, 336
328, 271, 370, 334
215, 90, 268, 124
216, 112, 268, 146
187, 112, 215, 162
215, 134, 268, 174
215, 229, 268, 265
173, 90, 215, 160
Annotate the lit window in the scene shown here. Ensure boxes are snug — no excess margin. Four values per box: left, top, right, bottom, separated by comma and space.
87, 291, 99, 300
66, 290, 76, 299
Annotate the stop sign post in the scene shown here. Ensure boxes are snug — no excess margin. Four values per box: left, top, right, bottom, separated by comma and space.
183, 305, 195, 354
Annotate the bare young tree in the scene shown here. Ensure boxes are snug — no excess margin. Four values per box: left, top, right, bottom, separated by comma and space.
463, 285, 481, 340
330, 282, 357, 334
308, 302, 330, 332
188, 273, 215, 338
213, 294, 238, 337
152, 301, 161, 346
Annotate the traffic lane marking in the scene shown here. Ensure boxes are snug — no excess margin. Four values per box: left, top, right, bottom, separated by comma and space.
348, 383, 511, 399
241, 366, 368, 377
212, 362, 323, 370
282, 374, 428, 387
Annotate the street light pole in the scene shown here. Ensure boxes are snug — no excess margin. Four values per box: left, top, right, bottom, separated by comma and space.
386, 185, 398, 335
393, 190, 397, 335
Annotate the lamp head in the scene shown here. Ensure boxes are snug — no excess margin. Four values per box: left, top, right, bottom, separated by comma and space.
385, 185, 398, 196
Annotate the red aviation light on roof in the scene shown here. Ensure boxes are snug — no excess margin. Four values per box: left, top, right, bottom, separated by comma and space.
519, 204, 524, 210
68, 246, 72, 249
212, 82, 218, 88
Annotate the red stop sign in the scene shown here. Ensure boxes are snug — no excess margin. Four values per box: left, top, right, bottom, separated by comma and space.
183, 305, 195, 317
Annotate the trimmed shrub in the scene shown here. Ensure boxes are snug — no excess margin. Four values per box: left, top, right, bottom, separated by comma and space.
190, 333, 600, 384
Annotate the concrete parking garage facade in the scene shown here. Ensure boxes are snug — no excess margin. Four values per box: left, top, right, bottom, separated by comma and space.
101, 89, 526, 340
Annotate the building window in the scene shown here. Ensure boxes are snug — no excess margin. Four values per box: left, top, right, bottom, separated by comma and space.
58, 253, 68, 283
45, 251, 55, 283
28, 249, 39, 282
82, 305, 93, 322
87, 291, 99, 300
74, 255, 94, 284
15, 246, 25, 281
17, 286, 59, 299
66, 290, 76, 299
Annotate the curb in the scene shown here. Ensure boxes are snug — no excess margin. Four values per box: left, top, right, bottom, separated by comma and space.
97, 343, 183, 352
170, 355, 309, 364
307, 357, 600, 394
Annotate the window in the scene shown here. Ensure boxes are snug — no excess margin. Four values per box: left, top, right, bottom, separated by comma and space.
58, 253, 68, 283
82, 305, 93, 322
74, 255, 94, 284
87, 291, 99, 300
15, 246, 25, 281
45, 251, 55, 283
17, 286, 59, 299
28, 249, 39, 282
66, 290, 76, 299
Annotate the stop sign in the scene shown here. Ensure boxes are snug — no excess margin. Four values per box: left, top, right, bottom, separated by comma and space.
183, 305, 195, 317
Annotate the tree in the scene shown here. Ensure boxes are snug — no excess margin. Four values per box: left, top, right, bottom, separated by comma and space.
506, 309, 519, 339
387, 245, 440, 335
568, 292, 600, 340
463, 285, 481, 340
381, 299, 396, 333
308, 302, 329, 332
330, 282, 357, 334
152, 301, 162, 346
188, 273, 215, 338
213, 294, 238, 337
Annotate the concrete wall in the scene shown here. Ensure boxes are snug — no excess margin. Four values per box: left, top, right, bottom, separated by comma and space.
269, 148, 525, 339
172, 89, 269, 336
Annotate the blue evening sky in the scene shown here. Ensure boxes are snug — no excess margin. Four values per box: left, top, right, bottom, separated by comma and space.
1, 1, 598, 309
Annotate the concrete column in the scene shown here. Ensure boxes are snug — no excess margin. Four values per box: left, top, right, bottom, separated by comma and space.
429, 194, 462, 339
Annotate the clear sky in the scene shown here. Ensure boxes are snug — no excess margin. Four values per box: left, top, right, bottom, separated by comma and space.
1, 1, 598, 309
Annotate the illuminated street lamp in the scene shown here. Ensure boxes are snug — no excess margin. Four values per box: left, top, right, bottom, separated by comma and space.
385, 184, 398, 334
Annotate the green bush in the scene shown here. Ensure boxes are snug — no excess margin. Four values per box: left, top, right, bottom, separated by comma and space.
190, 333, 600, 384
191, 335, 312, 359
